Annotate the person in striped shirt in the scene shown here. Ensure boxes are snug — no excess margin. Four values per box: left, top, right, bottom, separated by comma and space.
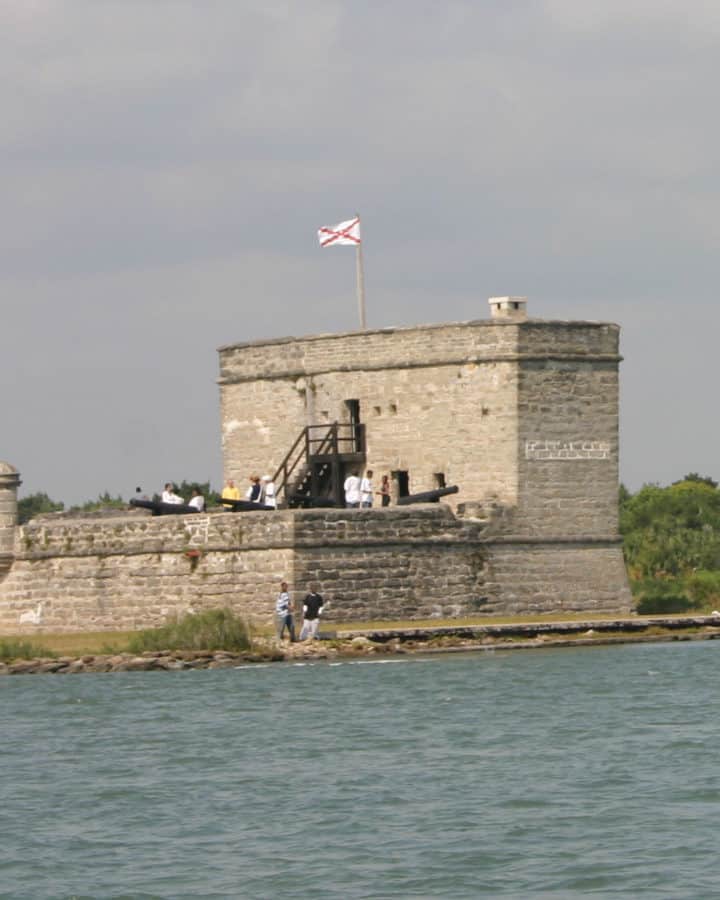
275, 581, 296, 642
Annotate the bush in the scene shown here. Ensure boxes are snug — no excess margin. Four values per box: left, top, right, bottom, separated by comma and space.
17, 492, 64, 524
0, 639, 56, 662
621, 480, 720, 578
632, 578, 696, 615
684, 570, 720, 608
127, 608, 252, 654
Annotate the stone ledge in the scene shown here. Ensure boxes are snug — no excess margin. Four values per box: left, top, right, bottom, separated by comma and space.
218, 353, 622, 385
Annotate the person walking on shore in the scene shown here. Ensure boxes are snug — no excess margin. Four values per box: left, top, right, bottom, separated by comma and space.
300, 586, 324, 641
276, 581, 295, 642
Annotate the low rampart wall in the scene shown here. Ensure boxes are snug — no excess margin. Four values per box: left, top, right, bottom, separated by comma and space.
0, 506, 632, 634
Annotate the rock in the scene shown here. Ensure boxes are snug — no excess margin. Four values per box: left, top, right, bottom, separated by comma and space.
66, 660, 86, 674
109, 655, 131, 667
85, 660, 113, 673
350, 636, 376, 647
8, 660, 40, 674
123, 657, 157, 671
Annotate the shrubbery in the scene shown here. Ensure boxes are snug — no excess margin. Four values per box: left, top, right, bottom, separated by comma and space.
127, 608, 252, 653
621, 475, 720, 613
0, 639, 56, 662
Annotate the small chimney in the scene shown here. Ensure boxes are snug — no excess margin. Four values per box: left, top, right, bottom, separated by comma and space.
488, 296, 528, 322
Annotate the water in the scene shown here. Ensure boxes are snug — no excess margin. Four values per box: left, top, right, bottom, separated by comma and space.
3, 642, 720, 899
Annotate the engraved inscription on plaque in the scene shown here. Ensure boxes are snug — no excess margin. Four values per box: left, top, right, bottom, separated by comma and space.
525, 440, 610, 461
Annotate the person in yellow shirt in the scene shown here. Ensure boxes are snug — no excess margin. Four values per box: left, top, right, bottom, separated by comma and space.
221, 478, 241, 509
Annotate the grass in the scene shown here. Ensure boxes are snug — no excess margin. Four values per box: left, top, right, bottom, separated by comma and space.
0, 630, 138, 657
0, 638, 57, 662
126, 608, 252, 654
3, 609, 714, 658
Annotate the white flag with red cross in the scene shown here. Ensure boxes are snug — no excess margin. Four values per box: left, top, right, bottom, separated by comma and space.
317, 216, 361, 248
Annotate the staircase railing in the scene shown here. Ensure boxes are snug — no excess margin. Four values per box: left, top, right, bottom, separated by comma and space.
272, 422, 366, 506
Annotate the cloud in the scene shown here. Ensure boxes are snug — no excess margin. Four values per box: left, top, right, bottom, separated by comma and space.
2, 0, 720, 500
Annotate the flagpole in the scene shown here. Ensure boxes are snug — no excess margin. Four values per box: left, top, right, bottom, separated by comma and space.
355, 213, 366, 330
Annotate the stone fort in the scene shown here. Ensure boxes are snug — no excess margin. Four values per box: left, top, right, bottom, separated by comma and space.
0, 297, 632, 633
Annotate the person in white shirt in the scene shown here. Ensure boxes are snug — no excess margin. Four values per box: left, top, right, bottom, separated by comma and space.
360, 469, 374, 508
188, 490, 205, 512
161, 483, 184, 505
260, 475, 277, 509
344, 471, 361, 508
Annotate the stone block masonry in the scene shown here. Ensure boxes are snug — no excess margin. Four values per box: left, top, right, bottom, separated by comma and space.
0, 301, 634, 632
0, 505, 632, 634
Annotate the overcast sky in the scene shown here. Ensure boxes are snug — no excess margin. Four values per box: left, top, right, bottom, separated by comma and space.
2, 0, 719, 504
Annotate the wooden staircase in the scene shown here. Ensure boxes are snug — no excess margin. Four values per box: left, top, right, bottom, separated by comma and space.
272, 422, 366, 508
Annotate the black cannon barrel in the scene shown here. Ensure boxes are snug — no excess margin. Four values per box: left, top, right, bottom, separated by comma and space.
396, 485, 459, 506
220, 498, 275, 512
130, 498, 200, 516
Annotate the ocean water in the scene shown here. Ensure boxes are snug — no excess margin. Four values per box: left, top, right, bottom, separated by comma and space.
3, 641, 720, 899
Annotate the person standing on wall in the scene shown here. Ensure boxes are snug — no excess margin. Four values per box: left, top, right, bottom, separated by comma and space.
260, 475, 277, 509
300, 585, 324, 641
344, 471, 361, 508
377, 474, 391, 507
188, 489, 205, 512
360, 469, 374, 508
276, 581, 295, 642
246, 475, 262, 503
162, 483, 184, 505
221, 479, 240, 509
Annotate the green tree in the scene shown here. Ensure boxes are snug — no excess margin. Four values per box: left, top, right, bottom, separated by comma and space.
17, 492, 64, 524
673, 472, 718, 489
621, 480, 720, 577
69, 492, 126, 513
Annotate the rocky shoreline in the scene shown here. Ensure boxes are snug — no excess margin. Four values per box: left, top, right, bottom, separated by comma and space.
3, 615, 720, 674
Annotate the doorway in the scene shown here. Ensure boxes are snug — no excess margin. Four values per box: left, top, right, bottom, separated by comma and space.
392, 470, 409, 499
345, 399, 361, 452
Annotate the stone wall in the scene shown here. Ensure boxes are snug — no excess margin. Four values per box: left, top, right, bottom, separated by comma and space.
0, 504, 632, 634
516, 358, 619, 537
0, 510, 294, 633
484, 539, 632, 615
218, 318, 622, 523
290, 506, 488, 621
218, 321, 524, 507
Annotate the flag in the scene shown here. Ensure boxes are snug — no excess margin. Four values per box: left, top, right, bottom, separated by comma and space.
318, 216, 361, 248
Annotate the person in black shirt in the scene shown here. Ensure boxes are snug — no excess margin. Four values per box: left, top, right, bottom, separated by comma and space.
300, 586, 324, 641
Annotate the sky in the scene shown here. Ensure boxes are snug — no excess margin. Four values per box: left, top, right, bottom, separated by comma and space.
2, 0, 719, 504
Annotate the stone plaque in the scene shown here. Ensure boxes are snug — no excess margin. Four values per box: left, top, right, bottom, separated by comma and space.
525, 440, 610, 460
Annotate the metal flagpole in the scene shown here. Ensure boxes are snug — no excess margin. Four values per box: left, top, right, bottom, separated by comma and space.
355, 213, 366, 330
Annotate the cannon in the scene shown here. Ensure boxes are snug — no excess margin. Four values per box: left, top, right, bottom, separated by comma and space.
219, 497, 275, 512
396, 485, 459, 506
130, 498, 200, 516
